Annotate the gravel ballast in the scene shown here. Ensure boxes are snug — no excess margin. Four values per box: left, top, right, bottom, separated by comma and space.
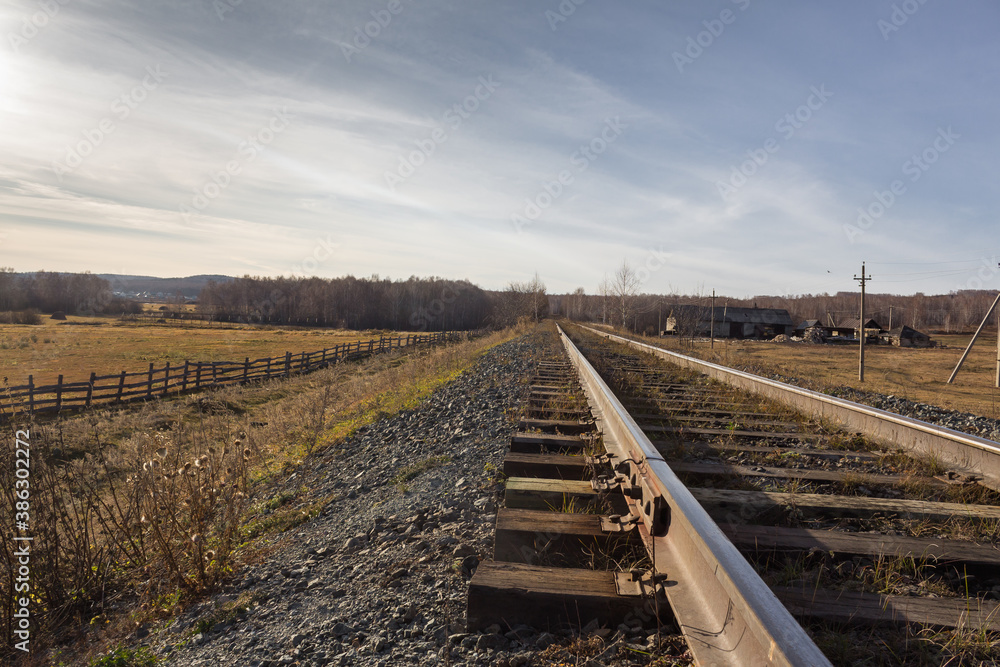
134, 335, 539, 667
747, 366, 1000, 441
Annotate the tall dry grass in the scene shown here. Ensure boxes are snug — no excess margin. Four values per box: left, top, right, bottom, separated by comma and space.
0, 417, 253, 663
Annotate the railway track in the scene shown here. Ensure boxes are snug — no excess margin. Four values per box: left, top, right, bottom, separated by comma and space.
468, 323, 1000, 666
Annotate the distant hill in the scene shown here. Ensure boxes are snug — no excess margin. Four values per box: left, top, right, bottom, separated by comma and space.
96, 274, 233, 298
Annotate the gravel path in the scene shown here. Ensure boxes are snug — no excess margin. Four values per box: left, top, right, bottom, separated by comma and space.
136, 335, 541, 667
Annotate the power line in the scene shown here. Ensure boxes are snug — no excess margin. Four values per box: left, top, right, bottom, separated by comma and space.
874, 269, 978, 277
871, 255, 1000, 266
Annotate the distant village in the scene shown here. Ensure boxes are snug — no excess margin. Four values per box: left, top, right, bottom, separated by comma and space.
112, 290, 198, 303
661, 305, 933, 347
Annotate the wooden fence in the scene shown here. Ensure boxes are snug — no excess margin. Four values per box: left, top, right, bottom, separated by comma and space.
0, 331, 467, 420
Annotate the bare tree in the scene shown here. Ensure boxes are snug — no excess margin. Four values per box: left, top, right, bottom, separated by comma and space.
566, 287, 586, 321
612, 260, 640, 330
491, 275, 548, 327
527, 272, 547, 322
597, 275, 611, 325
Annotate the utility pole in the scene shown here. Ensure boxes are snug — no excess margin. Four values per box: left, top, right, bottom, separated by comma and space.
888, 306, 893, 332
710, 289, 716, 349
854, 262, 871, 382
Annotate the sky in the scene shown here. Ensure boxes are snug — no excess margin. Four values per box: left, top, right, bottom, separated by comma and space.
1, 0, 999, 298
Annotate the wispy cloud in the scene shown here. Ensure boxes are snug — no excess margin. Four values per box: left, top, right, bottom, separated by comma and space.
1, 1, 999, 296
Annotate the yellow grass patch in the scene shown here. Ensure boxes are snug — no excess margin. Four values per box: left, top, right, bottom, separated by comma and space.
0, 314, 406, 387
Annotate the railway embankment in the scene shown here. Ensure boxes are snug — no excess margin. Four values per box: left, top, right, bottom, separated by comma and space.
146, 336, 538, 667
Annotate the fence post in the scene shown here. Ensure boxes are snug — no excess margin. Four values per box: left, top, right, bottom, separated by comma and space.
196, 363, 202, 388
56, 374, 64, 413
212, 362, 218, 385
244, 357, 250, 382
321, 348, 327, 365
87, 372, 96, 407
147, 363, 154, 400
28, 375, 34, 414
163, 362, 171, 396
285, 352, 291, 377
182, 361, 189, 391
116, 371, 126, 403
300, 351, 306, 373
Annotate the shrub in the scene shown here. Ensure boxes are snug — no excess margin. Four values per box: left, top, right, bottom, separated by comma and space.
0, 309, 41, 324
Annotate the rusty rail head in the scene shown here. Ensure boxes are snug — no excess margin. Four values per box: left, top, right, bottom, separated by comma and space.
556, 324, 832, 667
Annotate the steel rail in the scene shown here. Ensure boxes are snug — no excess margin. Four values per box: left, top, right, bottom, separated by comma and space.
557, 325, 832, 667
578, 324, 1000, 491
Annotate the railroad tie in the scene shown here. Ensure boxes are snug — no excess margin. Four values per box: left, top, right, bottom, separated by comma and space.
469, 352, 672, 636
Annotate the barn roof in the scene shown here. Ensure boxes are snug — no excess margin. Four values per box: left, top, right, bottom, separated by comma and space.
887, 325, 928, 337
669, 305, 793, 326
719, 307, 794, 325
837, 317, 881, 330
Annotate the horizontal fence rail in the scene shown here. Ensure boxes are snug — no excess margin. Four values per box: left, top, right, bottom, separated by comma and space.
557, 325, 831, 667
578, 324, 1000, 492
0, 331, 478, 421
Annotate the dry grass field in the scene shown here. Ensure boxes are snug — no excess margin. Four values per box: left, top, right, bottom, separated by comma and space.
139, 301, 199, 313
0, 314, 402, 387
0, 322, 528, 665
638, 330, 1000, 419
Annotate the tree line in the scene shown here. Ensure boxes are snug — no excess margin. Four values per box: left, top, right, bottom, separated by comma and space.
0, 271, 552, 331
0, 270, 140, 317
552, 284, 1000, 335
196, 274, 547, 330
19, 266, 995, 336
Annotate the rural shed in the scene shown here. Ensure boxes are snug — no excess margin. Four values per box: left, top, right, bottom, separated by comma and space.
794, 319, 822, 336
830, 317, 882, 341
880, 325, 932, 348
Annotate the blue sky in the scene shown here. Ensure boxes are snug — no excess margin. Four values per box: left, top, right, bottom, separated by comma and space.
1, 0, 998, 297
